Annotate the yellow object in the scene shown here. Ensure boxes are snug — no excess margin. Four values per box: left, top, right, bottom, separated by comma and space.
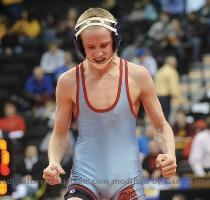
0, 140, 7, 151
0, 24, 7, 39
155, 64, 180, 98
12, 19, 41, 37
2, 0, 23, 6
0, 181, 7, 195
1, 150, 10, 165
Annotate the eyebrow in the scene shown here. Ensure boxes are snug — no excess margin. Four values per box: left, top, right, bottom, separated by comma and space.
85, 41, 111, 46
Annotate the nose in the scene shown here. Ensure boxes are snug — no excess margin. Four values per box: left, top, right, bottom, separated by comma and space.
94, 49, 103, 58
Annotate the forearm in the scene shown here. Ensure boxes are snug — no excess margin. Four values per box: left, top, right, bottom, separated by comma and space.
48, 131, 69, 164
157, 122, 176, 158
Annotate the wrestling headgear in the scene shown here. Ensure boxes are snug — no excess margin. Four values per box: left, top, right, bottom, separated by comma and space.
74, 17, 121, 59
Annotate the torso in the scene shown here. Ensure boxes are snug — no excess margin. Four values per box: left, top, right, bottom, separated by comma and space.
62, 56, 145, 116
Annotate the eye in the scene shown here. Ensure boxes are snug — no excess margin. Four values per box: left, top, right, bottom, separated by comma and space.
101, 44, 108, 48
87, 46, 95, 50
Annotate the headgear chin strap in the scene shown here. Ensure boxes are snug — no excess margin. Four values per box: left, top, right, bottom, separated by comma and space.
86, 55, 115, 69
74, 17, 121, 59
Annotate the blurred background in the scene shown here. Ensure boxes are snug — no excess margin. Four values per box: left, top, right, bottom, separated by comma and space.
0, 0, 210, 199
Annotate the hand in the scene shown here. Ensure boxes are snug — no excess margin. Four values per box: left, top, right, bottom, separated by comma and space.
156, 154, 176, 178
43, 162, 65, 185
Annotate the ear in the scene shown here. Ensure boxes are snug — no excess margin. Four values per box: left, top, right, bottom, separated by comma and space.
74, 35, 86, 59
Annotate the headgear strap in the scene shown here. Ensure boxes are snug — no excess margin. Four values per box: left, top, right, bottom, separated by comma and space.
75, 17, 118, 37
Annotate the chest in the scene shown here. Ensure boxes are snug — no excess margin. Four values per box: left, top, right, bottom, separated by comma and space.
84, 74, 120, 109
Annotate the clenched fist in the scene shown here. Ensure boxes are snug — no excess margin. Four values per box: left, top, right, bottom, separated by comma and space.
43, 162, 65, 185
156, 154, 177, 178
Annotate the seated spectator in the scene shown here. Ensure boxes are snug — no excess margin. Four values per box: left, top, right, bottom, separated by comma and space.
0, 15, 8, 41
185, 12, 206, 60
147, 12, 170, 45
125, 0, 157, 22
183, 119, 207, 159
40, 39, 65, 74
121, 35, 145, 61
132, 48, 158, 77
199, 0, 210, 51
53, 50, 76, 82
172, 109, 192, 137
1, 0, 23, 23
142, 139, 162, 179
25, 67, 54, 106
41, 13, 57, 42
0, 101, 25, 139
160, 0, 185, 15
189, 118, 210, 177
10, 9, 41, 38
12, 144, 45, 199
137, 124, 156, 158
101, 0, 121, 19
33, 99, 55, 128
57, 8, 78, 40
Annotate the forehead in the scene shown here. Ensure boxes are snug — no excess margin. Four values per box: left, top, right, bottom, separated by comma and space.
80, 26, 112, 44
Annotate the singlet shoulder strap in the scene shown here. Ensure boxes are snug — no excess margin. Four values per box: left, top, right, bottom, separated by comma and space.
74, 65, 80, 120
124, 59, 138, 118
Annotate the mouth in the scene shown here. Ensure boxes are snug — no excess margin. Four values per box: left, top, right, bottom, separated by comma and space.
94, 58, 106, 64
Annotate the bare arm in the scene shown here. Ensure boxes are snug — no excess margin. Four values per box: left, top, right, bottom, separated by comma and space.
140, 68, 176, 177
48, 75, 73, 164
43, 70, 76, 185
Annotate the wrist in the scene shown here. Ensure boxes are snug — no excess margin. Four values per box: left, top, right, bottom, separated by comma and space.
49, 160, 60, 165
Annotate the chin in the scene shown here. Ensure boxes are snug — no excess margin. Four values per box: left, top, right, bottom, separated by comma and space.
88, 56, 114, 69
90, 62, 109, 69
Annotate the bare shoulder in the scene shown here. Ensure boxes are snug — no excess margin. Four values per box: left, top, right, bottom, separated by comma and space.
127, 61, 151, 82
56, 66, 78, 100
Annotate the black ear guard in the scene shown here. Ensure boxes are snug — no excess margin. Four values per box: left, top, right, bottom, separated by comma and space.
74, 17, 121, 59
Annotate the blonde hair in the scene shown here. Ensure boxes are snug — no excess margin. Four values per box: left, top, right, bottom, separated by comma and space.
76, 7, 116, 27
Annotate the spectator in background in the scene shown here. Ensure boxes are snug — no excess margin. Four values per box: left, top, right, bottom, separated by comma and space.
54, 50, 76, 82
0, 15, 8, 41
1, 0, 23, 23
185, 12, 206, 61
41, 13, 57, 42
25, 67, 54, 105
12, 144, 45, 199
200, 0, 210, 52
183, 119, 207, 160
57, 8, 78, 41
125, 0, 158, 22
160, 0, 185, 16
10, 9, 41, 38
154, 56, 181, 120
147, 11, 170, 53
121, 35, 145, 61
101, 0, 121, 20
132, 48, 158, 77
189, 118, 210, 177
40, 39, 65, 74
0, 101, 25, 139
165, 18, 187, 73
137, 124, 156, 158
172, 109, 192, 137
142, 139, 162, 179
